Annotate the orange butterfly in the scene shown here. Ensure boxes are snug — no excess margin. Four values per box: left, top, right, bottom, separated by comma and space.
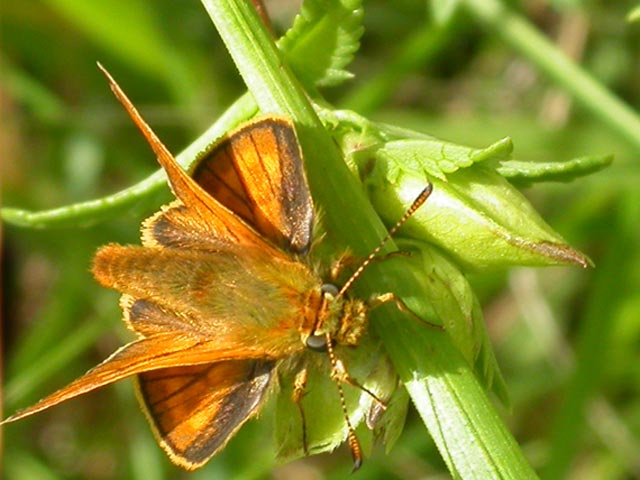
3, 65, 431, 470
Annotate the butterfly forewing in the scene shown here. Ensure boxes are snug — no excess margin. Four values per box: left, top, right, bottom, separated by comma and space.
99, 66, 279, 255
1, 333, 244, 424
191, 117, 313, 253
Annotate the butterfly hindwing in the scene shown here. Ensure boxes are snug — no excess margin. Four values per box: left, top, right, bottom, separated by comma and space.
94, 244, 316, 346
136, 360, 274, 469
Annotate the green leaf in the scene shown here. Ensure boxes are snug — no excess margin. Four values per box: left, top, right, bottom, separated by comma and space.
323, 109, 598, 270
320, 108, 513, 178
278, 0, 364, 87
377, 136, 513, 180
497, 155, 613, 185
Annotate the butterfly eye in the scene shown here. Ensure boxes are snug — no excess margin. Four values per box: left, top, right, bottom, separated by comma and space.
321, 283, 339, 298
306, 333, 327, 352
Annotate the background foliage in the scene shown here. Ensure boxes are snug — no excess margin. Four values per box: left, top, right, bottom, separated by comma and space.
2, 1, 640, 479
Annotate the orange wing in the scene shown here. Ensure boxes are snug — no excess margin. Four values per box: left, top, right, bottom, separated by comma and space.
98, 65, 279, 257
6, 238, 314, 427
191, 117, 313, 254
0, 333, 269, 426
135, 360, 273, 469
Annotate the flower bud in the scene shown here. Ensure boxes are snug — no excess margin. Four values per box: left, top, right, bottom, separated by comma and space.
357, 135, 590, 270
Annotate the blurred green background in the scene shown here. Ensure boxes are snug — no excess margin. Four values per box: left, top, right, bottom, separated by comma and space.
2, 1, 639, 479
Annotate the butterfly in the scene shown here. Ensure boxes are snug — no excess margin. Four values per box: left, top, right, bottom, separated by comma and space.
3, 64, 432, 470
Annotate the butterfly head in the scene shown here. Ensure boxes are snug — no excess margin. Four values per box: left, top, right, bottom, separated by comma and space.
302, 283, 368, 353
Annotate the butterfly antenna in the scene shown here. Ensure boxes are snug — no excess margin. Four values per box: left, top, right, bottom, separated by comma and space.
338, 184, 433, 297
324, 333, 363, 471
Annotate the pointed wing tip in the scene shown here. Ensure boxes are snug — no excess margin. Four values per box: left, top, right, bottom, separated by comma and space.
96, 62, 120, 99
1, 403, 48, 426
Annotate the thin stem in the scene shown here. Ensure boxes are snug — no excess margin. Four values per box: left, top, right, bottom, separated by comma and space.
462, 0, 640, 153
1, 93, 258, 228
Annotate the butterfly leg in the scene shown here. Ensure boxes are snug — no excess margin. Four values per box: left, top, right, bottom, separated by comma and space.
330, 358, 386, 411
329, 251, 357, 283
323, 334, 363, 471
371, 250, 412, 262
292, 368, 310, 455
369, 292, 443, 330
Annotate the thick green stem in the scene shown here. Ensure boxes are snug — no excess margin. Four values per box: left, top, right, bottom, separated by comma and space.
201, 0, 537, 477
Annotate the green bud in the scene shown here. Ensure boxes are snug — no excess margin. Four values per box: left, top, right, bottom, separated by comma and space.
358, 135, 591, 270
274, 334, 400, 461
390, 238, 509, 403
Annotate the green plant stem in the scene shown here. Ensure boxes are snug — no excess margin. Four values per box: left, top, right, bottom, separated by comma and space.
201, 0, 537, 477
462, 0, 640, 153
1, 93, 258, 228
200, 0, 387, 253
